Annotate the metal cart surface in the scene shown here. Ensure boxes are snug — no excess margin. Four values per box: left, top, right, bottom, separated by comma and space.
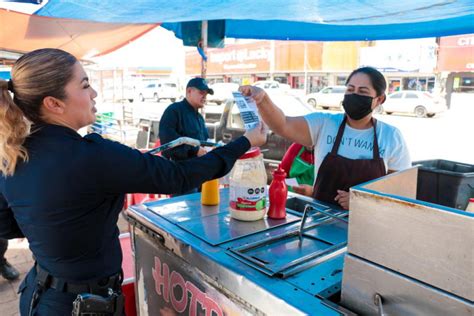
126, 190, 350, 315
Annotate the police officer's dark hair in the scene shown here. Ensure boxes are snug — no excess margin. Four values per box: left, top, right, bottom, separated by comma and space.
0, 48, 77, 176
346, 66, 387, 97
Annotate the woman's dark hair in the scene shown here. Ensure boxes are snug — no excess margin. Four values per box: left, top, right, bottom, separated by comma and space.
346, 66, 387, 96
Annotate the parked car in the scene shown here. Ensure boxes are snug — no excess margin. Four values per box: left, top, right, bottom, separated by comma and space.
253, 80, 290, 92
305, 85, 346, 110
137, 81, 180, 102
206, 91, 314, 180
382, 91, 447, 118
100, 84, 136, 103
207, 82, 239, 105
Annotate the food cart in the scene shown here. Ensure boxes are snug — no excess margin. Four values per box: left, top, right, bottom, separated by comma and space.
126, 190, 349, 315
125, 167, 473, 315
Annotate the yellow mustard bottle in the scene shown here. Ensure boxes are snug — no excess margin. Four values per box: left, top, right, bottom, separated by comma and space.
201, 179, 220, 205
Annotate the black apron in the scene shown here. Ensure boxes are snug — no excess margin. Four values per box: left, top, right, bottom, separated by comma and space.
312, 116, 387, 204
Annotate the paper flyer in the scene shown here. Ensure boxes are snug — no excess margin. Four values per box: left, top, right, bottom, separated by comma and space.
232, 92, 260, 130
285, 178, 299, 187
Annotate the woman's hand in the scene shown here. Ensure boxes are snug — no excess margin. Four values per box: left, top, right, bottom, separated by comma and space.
292, 184, 314, 197
239, 85, 268, 105
334, 190, 350, 210
196, 147, 207, 157
243, 123, 267, 147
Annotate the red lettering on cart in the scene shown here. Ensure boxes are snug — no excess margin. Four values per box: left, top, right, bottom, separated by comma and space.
203, 294, 223, 316
170, 271, 187, 312
186, 281, 223, 316
152, 257, 170, 303
152, 256, 224, 316
186, 281, 206, 316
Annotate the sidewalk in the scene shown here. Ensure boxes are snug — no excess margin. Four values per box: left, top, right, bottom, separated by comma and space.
0, 239, 33, 316
0, 215, 131, 315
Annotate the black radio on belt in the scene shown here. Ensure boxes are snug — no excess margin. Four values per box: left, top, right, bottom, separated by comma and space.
72, 288, 124, 316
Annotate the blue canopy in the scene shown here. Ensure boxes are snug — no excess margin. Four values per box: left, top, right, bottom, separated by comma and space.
34, 0, 474, 42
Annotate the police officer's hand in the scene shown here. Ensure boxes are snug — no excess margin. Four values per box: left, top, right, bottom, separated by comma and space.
244, 123, 267, 147
239, 85, 268, 105
292, 184, 314, 197
335, 190, 350, 210
197, 147, 207, 157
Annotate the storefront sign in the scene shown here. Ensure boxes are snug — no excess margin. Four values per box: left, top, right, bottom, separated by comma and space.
185, 40, 326, 75
438, 34, 474, 72
186, 42, 271, 75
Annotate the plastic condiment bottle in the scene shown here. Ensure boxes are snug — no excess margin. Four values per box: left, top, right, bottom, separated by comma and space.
201, 179, 220, 205
229, 148, 267, 221
268, 165, 288, 219
466, 198, 474, 213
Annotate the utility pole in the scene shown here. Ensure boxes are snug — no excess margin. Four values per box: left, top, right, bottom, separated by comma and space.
201, 21, 208, 79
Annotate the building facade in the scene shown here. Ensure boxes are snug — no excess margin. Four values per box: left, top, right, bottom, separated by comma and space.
437, 34, 474, 107
185, 36, 474, 105
185, 40, 361, 93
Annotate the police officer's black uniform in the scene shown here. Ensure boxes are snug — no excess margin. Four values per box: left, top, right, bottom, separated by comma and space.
0, 123, 250, 315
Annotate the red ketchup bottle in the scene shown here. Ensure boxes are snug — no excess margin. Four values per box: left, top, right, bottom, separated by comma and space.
268, 165, 288, 219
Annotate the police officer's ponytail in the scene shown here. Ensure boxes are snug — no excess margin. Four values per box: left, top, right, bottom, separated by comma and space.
0, 48, 77, 176
0, 79, 30, 176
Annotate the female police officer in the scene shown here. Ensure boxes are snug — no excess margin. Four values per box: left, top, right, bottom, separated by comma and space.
0, 48, 266, 315
240, 67, 410, 210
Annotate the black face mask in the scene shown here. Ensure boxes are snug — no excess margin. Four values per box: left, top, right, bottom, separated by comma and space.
342, 93, 374, 120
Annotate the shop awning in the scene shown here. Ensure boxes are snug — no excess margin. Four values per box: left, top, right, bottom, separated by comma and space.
0, 9, 158, 60
33, 0, 474, 41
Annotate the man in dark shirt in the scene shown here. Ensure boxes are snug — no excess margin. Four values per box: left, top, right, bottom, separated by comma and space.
159, 77, 214, 161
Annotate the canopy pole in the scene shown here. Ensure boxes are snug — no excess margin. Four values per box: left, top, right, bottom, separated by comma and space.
304, 42, 308, 94
201, 20, 208, 79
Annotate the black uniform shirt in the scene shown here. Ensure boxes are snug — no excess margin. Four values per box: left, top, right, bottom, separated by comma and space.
0, 124, 249, 281
159, 98, 209, 160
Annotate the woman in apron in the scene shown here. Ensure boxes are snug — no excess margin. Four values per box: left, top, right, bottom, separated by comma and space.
241, 66, 411, 209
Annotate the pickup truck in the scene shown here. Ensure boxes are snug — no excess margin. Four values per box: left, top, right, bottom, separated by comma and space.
205, 92, 314, 179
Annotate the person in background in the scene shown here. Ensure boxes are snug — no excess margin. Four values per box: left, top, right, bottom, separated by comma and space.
0, 48, 266, 315
240, 66, 411, 210
279, 143, 314, 191
0, 238, 20, 281
159, 77, 214, 194
159, 77, 213, 161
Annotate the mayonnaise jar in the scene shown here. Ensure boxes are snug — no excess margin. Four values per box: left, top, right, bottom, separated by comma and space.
229, 148, 268, 221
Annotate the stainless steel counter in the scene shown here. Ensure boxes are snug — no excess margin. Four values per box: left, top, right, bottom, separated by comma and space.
126, 189, 351, 315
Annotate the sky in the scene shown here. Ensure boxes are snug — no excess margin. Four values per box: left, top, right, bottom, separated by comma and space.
90, 27, 185, 69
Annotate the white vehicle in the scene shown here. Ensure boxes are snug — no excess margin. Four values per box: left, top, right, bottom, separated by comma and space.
253, 80, 290, 92
382, 91, 447, 118
137, 81, 180, 102
205, 90, 312, 124
207, 82, 239, 105
305, 85, 346, 110
101, 85, 136, 103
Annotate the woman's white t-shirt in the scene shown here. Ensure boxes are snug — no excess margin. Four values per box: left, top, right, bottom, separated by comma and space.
304, 112, 411, 183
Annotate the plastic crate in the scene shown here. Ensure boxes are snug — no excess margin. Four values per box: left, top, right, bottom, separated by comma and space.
414, 159, 474, 210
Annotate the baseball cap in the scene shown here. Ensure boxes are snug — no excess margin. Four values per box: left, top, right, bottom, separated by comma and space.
186, 77, 214, 95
